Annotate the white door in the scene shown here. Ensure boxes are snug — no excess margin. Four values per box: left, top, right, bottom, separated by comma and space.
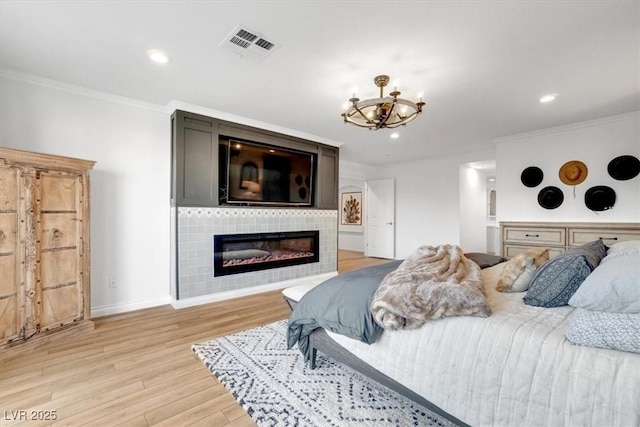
365, 179, 395, 258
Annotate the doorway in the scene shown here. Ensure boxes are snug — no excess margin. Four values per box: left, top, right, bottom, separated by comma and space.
364, 178, 395, 259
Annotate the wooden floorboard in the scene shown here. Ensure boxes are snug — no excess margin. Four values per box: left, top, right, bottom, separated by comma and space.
337, 250, 391, 274
0, 250, 391, 426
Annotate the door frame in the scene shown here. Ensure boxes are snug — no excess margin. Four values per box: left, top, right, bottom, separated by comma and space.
364, 178, 396, 259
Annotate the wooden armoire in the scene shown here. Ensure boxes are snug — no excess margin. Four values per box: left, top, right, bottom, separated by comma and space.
0, 147, 94, 362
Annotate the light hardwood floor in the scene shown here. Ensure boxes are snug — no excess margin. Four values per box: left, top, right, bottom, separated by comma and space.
0, 251, 390, 427
337, 250, 391, 273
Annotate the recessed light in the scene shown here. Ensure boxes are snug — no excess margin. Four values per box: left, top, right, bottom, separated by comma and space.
489, 178, 495, 182
540, 93, 558, 103
148, 49, 171, 64
390, 132, 400, 139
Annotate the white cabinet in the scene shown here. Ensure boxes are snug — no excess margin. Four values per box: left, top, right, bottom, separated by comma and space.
501, 221, 640, 258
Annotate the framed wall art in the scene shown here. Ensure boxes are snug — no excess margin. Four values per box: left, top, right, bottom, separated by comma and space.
341, 191, 362, 226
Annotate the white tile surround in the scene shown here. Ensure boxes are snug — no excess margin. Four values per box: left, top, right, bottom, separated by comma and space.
172, 207, 338, 300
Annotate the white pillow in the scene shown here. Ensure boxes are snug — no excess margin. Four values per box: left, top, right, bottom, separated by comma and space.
606, 240, 640, 258
495, 248, 549, 293
510, 263, 538, 292
569, 252, 640, 313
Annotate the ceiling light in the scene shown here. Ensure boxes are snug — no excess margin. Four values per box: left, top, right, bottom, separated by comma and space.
390, 132, 400, 139
539, 93, 558, 103
148, 49, 171, 64
342, 75, 425, 130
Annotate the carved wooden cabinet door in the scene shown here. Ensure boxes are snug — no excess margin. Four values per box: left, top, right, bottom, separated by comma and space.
0, 148, 93, 360
36, 170, 85, 333
0, 165, 22, 345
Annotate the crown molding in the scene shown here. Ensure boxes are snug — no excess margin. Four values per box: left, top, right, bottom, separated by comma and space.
1, 69, 344, 147
493, 111, 640, 144
338, 159, 378, 179
166, 100, 343, 148
1, 68, 168, 113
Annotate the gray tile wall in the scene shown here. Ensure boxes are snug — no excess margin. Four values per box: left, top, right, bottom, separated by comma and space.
175, 207, 338, 299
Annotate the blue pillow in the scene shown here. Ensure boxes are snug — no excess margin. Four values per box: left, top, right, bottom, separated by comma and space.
524, 240, 607, 308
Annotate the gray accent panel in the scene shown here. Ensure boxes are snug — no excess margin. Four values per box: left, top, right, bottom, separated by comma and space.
183, 128, 216, 200
316, 146, 338, 210
173, 110, 219, 206
171, 109, 339, 209
219, 123, 318, 154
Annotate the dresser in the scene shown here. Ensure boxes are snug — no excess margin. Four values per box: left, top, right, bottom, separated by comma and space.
0, 147, 94, 362
501, 221, 640, 258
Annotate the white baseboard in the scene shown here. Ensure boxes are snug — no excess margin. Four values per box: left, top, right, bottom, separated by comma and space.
91, 296, 172, 318
170, 271, 338, 310
90, 272, 339, 316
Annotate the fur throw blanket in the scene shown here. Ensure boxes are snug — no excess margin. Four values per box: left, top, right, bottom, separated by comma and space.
371, 245, 491, 330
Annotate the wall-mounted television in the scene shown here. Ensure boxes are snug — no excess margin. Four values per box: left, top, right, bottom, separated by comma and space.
219, 136, 316, 206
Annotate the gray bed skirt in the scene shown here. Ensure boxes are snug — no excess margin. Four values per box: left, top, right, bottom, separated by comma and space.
309, 328, 471, 427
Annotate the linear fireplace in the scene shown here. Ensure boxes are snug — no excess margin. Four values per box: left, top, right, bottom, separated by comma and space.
213, 230, 320, 277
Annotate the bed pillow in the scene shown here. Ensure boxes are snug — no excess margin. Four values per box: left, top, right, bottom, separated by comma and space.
569, 251, 640, 313
464, 252, 507, 269
566, 308, 640, 353
606, 240, 640, 257
524, 239, 607, 307
496, 247, 549, 292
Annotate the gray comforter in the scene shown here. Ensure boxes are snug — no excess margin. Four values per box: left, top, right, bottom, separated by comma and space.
287, 260, 402, 360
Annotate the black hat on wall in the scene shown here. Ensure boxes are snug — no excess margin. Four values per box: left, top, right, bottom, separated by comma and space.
521, 166, 544, 188
537, 186, 564, 210
585, 186, 616, 211
607, 155, 640, 181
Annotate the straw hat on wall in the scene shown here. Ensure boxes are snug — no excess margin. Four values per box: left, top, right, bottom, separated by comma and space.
559, 161, 588, 186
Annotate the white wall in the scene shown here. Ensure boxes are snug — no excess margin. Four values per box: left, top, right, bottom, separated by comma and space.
496, 113, 640, 222
375, 150, 494, 259
0, 74, 171, 316
338, 160, 376, 252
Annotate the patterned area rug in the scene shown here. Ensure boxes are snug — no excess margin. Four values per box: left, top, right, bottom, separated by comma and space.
192, 320, 458, 427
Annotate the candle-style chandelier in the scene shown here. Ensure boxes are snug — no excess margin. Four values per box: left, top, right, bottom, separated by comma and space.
341, 75, 425, 130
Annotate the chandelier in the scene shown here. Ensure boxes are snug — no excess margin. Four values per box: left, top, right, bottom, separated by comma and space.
341, 75, 425, 130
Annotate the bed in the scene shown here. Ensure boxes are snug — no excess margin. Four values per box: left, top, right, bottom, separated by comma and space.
287, 244, 640, 427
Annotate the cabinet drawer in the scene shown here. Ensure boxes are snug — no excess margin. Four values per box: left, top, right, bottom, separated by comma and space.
504, 244, 564, 259
568, 228, 640, 247
503, 227, 565, 245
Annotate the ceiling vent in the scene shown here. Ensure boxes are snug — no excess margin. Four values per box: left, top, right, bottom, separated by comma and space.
220, 25, 279, 62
